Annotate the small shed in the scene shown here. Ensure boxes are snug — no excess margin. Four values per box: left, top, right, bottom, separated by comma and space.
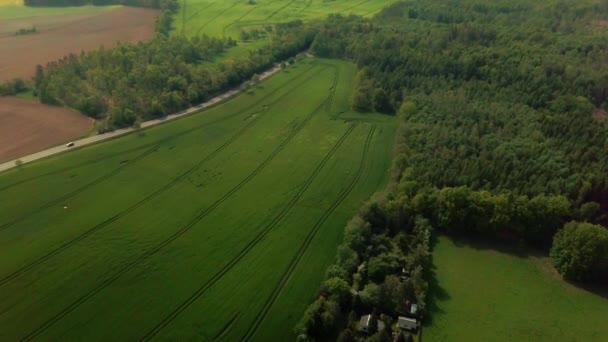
397, 316, 418, 332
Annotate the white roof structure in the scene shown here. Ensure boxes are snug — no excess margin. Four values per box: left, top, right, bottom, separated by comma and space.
398, 316, 418, 331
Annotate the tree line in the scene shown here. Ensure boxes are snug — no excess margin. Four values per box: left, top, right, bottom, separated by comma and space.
298, 0, 608, 340
32, 20, 314, 129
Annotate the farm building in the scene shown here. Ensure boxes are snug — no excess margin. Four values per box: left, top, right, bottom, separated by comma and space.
397, 316, 418, 332
359, 314, 385, 333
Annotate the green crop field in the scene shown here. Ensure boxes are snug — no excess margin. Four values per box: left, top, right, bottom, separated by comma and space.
424, 236, 608, 341
175, 0, 390, 38
0, 58, 396, 341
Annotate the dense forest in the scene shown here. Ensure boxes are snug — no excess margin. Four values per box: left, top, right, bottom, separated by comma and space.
297, 0, 608, 341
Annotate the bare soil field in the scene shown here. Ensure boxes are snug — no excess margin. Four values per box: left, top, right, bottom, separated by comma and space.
0, 97, 93, 163
0, 6, 158, 82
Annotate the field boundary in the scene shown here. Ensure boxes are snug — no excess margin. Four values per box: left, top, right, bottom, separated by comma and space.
196, 2, 238, 36
0, 60, 313, 191
0, 142, 156, 193
20, 68, 330, 341
141, 118, 356, 342
0, 145, 159, 232
140, 68, 344, 340
0, 65, 327, 288
0, 56, 296, 174
240, 124, 377, 341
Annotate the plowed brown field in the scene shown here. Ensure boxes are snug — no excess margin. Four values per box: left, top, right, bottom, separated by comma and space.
0, 6, 158, 82
0, 97, 93, 163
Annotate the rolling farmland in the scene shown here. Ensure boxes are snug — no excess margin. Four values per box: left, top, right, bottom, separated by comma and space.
0, 58, 396, 341
175, 0, 390, 38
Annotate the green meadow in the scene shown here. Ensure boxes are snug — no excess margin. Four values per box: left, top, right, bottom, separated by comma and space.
0, 58, 396, 341
424, 236, 608, 341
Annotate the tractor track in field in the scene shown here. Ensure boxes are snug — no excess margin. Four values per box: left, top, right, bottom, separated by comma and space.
140, 71, 343, 340
20, 68, 331, 342
344, 0, 373, 12
180, 0, 186, 34
0, 65, 298, 193
301, 0, 312, 12
212, 312, 241, 341
267, 0, 297, 20
197, 2, 238, 36
0, 145, 160, 233
0, 64, 324, 231
221, 5, 258, 36
0, 143, 156, 193
228, 0, 296, 34
140, 119, 356, 342
0, 111, 262, 288
323, 62, 340, 114
240, 124, 376, 342
0, 66, 326, 288
183, 1, 218, 33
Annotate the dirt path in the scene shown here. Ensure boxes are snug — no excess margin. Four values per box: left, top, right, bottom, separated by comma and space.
0, 64, 284, 173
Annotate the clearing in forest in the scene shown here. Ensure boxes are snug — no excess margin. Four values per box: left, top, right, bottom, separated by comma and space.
0, 58, 396, 341
424, 236, 608, 341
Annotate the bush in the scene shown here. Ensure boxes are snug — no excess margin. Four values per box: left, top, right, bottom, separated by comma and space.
550, 221, 608, 281
322, 277, 352, 307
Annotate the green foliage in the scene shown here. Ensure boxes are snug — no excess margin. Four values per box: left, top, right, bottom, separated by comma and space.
0, 78, 28, 96
14, 26, 37, 35
368, 314, 379, 334
322, 277, 352, 307
325, 264, 348, 281
336, 328, 356, 342
295, 297, 342, 341
299, 195, 433, 338
551, 221, 608, 281
35, 24, 313, 128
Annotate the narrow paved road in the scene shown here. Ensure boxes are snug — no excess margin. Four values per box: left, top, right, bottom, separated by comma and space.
0, 64, 283, 173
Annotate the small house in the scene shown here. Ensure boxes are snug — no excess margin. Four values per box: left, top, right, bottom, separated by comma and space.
397, 316, 418, 332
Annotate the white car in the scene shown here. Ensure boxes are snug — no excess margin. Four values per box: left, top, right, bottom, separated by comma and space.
66, 142, 75, 148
